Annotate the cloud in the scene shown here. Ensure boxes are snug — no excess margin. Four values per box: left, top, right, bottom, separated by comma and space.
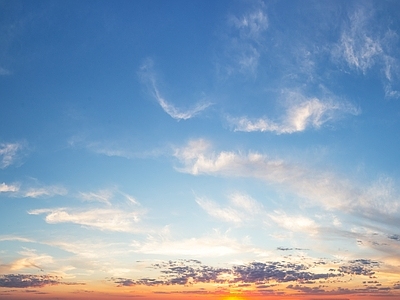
195, 197, 243, 224
338, 259, 379, 276
0, 274, 84, 288
28, 207, 146, 233
0, 181, 66, 198
139, 59, 212, 120
0, 142, 25, 169
218, 1, 268, 77
174, 139, 400, 220
195, 192, 265, 225
0, 247, 55, 275
229, 90, 360, 134
79, 189, 113, 206
0, 182, 19, 193
268, 210, 318, 236
131, 230, 250, 257
337, 8, 382, 74
112, 259, 376, 288
23, 186, 67, 198
0, 274, 60, 288
333, 6, 400, 98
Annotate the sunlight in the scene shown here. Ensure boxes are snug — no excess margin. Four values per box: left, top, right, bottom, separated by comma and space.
222, 296, 246, 300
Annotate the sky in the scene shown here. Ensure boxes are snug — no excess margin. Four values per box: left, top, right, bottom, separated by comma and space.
1, 0, 400, 299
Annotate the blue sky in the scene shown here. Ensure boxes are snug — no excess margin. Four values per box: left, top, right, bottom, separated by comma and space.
1, 1, 400, 299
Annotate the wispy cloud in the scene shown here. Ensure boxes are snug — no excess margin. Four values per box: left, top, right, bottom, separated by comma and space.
0, 181, 66, 198
333, 6, 400, 98
174, 139, 400, 222
23, 186, 67, 198
229, 90, 360, 134
217, 1, 268, 77
139, 59, 212, 120
79, 189, 113, 206
68, 134, 165, 159
336, 8, 382, 74
195, 192, 264, 224
0, 142, 26, 169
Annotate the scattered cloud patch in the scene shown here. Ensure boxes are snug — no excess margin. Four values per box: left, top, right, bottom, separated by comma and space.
139, 59, 212, 120
0, 182, 19, 193
0, 142, 26, 169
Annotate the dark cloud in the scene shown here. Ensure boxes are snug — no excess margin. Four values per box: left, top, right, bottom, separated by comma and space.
388, 234, 400, 241
0, 274, 84, 288
338, 259, 379, 276
277, 247, 309, 251
112, 259, 338, 288
111, 258, 387, 296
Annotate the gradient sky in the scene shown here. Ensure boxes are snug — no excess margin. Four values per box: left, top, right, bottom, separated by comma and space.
1, 0, 400, 299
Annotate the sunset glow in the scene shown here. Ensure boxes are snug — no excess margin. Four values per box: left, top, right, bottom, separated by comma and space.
1, 0, 400, 299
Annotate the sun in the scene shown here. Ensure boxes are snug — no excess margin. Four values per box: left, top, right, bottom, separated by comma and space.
222, 296, 246, 300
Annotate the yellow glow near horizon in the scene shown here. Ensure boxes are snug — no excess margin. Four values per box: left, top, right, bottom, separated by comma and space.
222, 296, 246, 300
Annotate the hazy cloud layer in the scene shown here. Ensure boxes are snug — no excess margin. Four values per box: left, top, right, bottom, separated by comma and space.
174, 140, 400, 220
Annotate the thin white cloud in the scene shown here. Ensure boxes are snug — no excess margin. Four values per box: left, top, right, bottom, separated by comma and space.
23, 186, 67, 198
0, 182, 19, 193
229, 91, 360, 134
174, 139, 400, 220
139, 59, 212, 120
79, 189, 113, 206
131, 230, 250, 257
28, 207, 147, 233
0, 142, 25, 169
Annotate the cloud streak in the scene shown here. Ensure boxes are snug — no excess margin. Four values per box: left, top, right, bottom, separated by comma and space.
28, 207, 146, 233
139, 59, 212, 120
